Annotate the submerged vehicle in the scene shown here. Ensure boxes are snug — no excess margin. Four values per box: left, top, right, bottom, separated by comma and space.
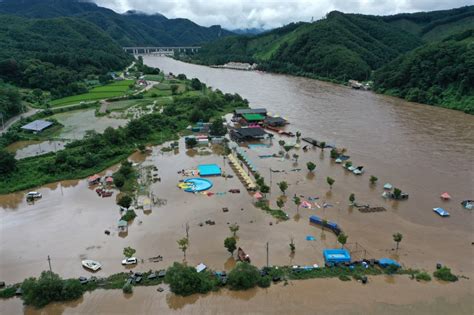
122, 257, 138, 265
26, 191, 42, 199
81, 260, 102, 271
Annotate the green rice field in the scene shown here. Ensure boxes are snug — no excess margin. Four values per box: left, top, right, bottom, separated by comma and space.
50, 80, 135, 107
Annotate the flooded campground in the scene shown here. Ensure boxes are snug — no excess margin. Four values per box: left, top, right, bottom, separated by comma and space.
0, 56, 473, 313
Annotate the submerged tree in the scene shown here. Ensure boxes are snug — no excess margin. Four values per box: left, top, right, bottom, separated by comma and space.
123, 246, 136, 258
327, 177, 335, 189
306, 162, 316, 172
224, 237, 237, 256
294, 196, 301, 213
229, 223, 240, 237
292, 153, 299, 163
393, 188, 402, 199
276, 198, 285, 210
277, 181, 288, 195
177, 237, 189, 260
393, 232, 403, 251
337, 233, 348, 248
370, 175, 378, 185
289, 236, 296, 253
349, 193, 355, 205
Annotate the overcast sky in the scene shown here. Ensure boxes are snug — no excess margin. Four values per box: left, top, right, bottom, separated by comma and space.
92, 0, 472, 30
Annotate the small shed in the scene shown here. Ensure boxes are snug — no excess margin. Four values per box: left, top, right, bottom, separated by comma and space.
323, 249, 351, 265
118, 220, 128, 232
21, 120, 53, 133
264, 116, 287, 127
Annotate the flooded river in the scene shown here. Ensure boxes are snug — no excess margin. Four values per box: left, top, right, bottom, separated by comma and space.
1, 57, 473, 314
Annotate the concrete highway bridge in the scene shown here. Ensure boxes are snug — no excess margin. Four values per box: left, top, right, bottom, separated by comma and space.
123, 46, 201, 56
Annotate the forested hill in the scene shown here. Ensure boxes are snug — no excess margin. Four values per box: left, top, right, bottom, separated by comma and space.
382, 6, 474, 42
0, 14, 132, 98
374, 30, 474, 114
190, 6, 474, 113
191, 11, 423, 81
0, 0, 233, 46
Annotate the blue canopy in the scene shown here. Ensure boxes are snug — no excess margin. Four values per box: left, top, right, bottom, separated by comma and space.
379, 258, 400, 268
323, 249, 351, 264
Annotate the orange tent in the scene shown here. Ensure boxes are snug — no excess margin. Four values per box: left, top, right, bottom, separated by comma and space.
440, 192, 451, 200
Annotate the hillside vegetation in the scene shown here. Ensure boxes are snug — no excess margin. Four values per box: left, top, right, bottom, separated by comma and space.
382, 6, 474, 42
191, 7, 474, 112
192, 11, 422, 81
374, 30, 474, 114
0, 0, 232, 46
0, 15, 132, 98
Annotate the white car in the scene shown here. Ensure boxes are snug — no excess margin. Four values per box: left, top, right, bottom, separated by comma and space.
26, 191, 42, 199
122, 257, 138, 265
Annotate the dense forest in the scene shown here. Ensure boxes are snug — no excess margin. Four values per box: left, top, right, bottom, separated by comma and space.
374, 30, 474, 113
191, 11, 423, 81
0, 83, 23, 121
0, 0, 233, 46
0, 15, 132, 98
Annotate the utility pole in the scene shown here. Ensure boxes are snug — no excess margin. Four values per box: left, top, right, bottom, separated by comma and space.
47, 255, 52, 275
266, 242, 269, 267
185, 222, 190, 239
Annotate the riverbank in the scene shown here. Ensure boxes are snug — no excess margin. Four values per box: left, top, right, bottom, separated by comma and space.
1, 275, 472, 315
175, 56, 472, 114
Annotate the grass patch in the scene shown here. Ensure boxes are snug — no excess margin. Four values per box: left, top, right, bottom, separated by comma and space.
255, 200, 289, 221
415, 272, 432, 281
144, 74, 164, 81
50, 80, 135, 107
433, 267, 458, 282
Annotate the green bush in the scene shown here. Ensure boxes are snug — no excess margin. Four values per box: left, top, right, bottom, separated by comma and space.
339, 275, 351, 281
121, 209, 137, 221
0, 286, 18, 298
21, 271, 84, 308
122, 283, 133, 294
433, 267, 458, 282
415, 272, 431, 281
227, 262, 260, 290
257, 276, 271, 288
164, 262, 217, 296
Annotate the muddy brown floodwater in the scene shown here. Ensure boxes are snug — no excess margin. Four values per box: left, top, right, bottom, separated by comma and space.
1, 56, 473, 314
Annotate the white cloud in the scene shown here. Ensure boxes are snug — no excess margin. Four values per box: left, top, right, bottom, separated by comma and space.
92, 0, 471, 29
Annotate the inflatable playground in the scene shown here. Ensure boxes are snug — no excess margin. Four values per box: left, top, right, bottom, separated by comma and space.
178, 178, 213, 193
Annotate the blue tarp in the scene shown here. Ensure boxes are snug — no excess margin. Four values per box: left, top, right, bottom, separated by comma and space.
306, 235, 316, 241
379, 258, 401, 268
323, 249, 351, 264
433, 207, 450, 217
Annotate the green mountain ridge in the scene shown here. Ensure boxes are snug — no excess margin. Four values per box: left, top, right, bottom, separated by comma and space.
0, 0, 233, 46
0, 14, 132, 98
374, 30, 474, 113
189, 7, 474, 113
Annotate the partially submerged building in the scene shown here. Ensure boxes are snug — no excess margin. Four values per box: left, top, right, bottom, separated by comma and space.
21, 120, 53, 133
230, 127, 268, 142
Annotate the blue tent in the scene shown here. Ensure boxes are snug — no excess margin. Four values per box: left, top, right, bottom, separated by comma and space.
379, 258, 401, 268
433, 207, 450, 217
323, 249, 351, 265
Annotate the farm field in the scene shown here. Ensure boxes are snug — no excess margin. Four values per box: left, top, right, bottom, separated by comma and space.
50, 80, 135, 107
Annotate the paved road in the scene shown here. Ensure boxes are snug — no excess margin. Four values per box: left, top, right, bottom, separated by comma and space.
0, 107, 39, 135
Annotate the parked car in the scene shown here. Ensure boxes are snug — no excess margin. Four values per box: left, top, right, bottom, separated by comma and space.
26, 192, 42, 199
121, 257, 138, 265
